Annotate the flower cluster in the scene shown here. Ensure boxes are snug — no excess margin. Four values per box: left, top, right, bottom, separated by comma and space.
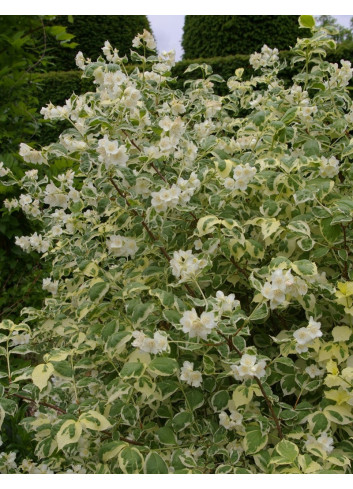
97, 135, 129, 169
106, 235, 138, 258
305, 433, 334, 454
219, 408, 243, 430
15, 233, 50, 254
19, 143, 46, 164
214, 291, 240, 315
132, 29, 157, 50
170, 249, 207, 283
231, 354, 267, 380
0, 162, 9, 177
249, 44, 279, 70
223, 163, 256, 192
293, 317, 322, 353
319, 155, 340, 178
180, 309, 217, 340
132, 330, 168, 354
326, 59, 353, 89
180, 361, 203, 387
42, 278, 59, 295
151, 172, 200, 212
261, 268, 308, 310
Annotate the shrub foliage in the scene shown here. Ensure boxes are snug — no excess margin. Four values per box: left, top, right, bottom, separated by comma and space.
1, 17, 353, 474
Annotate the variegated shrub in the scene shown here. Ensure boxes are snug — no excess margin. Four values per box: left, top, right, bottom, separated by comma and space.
1, 16, 353, 474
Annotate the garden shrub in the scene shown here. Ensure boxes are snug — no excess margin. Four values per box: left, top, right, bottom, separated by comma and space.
1, 16, 353, 474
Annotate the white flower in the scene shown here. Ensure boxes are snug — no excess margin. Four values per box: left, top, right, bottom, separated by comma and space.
215, 291, 239, 313
75, 51, 85, 69
250, 45, 279, 70
194, 239, 203, 251
97, 135, 129, 168
180, 361, 203, 387
231, 163, 256, 191
319, 156, 339, 178
19, 143, 46, 164
170, 249, 207, 283
132, 30, 156, 51
15, 236, 31, 252
317, 433, 334, 453
151, 184, 181, 213
180, 309, 217, 340
0, 451, 17, 470
4, 198, 19, 211
293, 327, 313, 346
231, 354, 267, 380
307, 317, 322, 340
305, 364, 324, 378
44, 182, 69, 209
219, 409, 243, 430
24, 169, 38, 180
132, 330, 168, 354
43, 278, 59, 295
51, 225, 63, 237
0, 162, 9, 177
11, 332, 30, 346
107, 235, 138, 258
305, 433, 334, 454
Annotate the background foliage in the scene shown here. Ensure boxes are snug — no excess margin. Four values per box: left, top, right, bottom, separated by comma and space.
182, 15, 310, 60
46, 15, 152, 71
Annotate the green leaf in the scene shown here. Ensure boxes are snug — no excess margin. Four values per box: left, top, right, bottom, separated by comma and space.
51, 360, 73, 378
273, 358, 295, 375
145, 451, 169, 474
79, 410, 111, 431
89, 280, 109, 302
120, 362, 145, 379
131, 302, 155, 326
244, 425, 268, 455
320, 218, 341, 244
155, 426, 178, 446
292, 260, 317, 277
57, 420, 82, 450
121, 404, 139, 426
118, 446, 144, 474
172, 411, 193, 432
148, 357, 179, 376
99, 441, 127, 462
275, 440, 299, 463
211, 390, 230, 411
299, 15, 315, 29
281, 107, 298, 124
303, 139, 320, 157
0, 397, 17, 416
32, 362, 54, 391
185, 389, 204, 410
249, 302, 269, 322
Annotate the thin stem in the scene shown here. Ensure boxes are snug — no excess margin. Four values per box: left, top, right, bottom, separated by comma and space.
254, 377, 283, 439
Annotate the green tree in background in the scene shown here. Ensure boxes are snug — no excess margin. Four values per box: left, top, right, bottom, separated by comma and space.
182, 15, 309, 59
46, 15, 152, 70
316, 15, 353, 43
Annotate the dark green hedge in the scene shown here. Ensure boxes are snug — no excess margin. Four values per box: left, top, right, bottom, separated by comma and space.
182, 15, 310, 60
46, 15, 152, 71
